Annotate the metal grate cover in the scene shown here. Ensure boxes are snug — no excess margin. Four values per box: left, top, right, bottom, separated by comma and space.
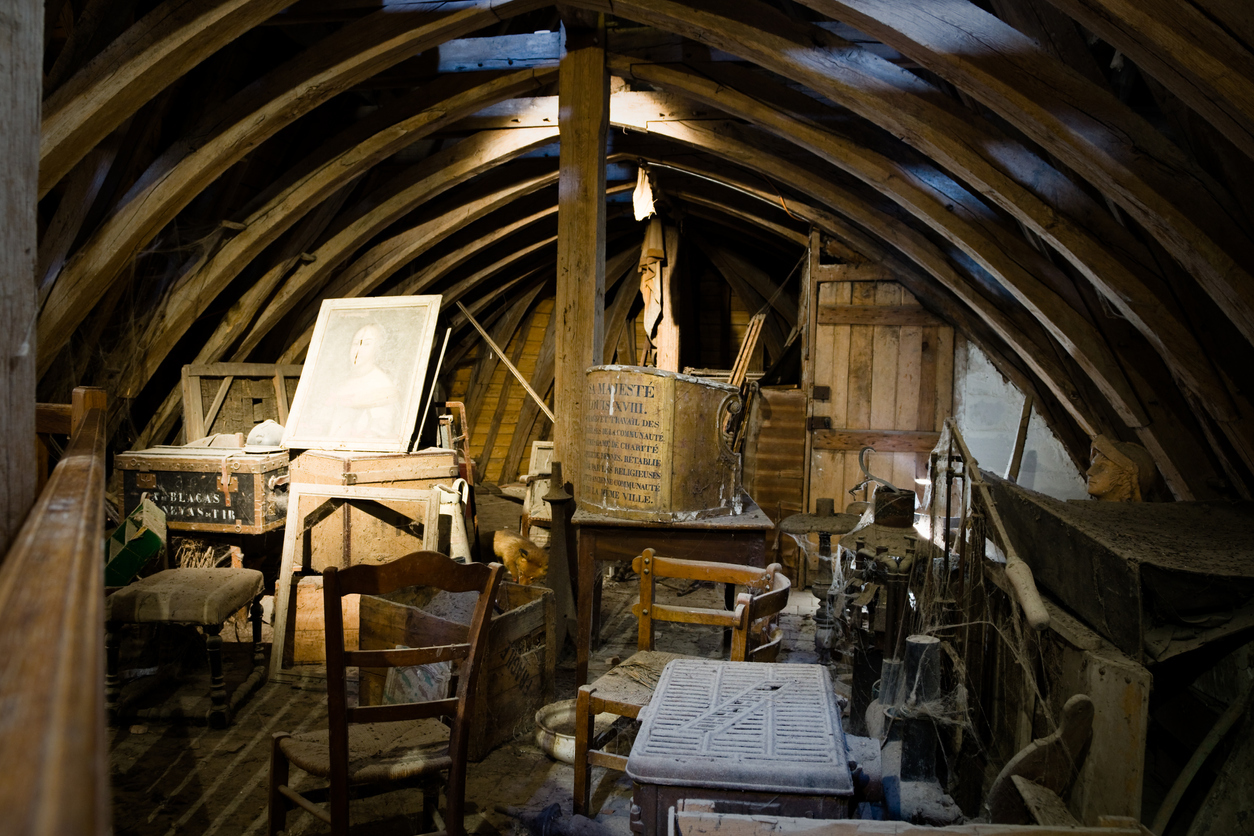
625, 659, 854, 795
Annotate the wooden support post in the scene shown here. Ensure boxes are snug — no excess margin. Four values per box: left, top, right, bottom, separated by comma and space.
554, 11, 608, 497
1, 0, 40, 558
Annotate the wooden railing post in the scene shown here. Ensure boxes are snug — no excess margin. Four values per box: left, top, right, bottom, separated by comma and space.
71, 386, 108, 438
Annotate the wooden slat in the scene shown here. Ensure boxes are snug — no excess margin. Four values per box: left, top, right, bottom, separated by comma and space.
843, 282, 876, 499
181, 365, 206, 442
869, 282, 901, 490
817, 304, 941, 326
813, 428, 942, 453
0, 387, 107, 836
200, 375, 235, 437
894, 292, 924, 493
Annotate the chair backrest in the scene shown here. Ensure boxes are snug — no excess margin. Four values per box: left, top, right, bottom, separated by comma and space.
322, 552, 504, 768
631, 548, 788, 662
743, 567, 791, 662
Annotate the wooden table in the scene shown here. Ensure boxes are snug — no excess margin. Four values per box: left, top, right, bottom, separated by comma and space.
571, 496, 774, 685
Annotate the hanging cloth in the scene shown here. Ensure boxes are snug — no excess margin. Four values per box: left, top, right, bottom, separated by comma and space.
632, 163, 655, 221
638, 217, 666, 338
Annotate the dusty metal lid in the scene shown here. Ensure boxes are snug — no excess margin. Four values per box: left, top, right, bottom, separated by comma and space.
626, 659, 854, 795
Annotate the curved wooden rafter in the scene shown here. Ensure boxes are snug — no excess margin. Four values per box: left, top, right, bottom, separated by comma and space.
40, 0, 292, 196
134, 161, 581, 442
577, 0, 1254, 392
610, 57, 1237, 424
110, 69, 557, 401
37, 0, 547, 373
1037, 0, 1254, 162
631, 116, 1151, 433
229, 127, 561, 361
281, 224, 639, 369
796, 0, 1254, 344
634, 153, 1107, 440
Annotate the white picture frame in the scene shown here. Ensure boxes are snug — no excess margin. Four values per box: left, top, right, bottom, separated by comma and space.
282, 296, 441, 452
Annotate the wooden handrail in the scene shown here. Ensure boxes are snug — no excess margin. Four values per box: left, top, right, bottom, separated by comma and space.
0, 386, 109, 836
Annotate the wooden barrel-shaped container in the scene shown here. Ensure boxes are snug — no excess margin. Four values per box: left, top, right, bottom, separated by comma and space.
579, 366, 743, 522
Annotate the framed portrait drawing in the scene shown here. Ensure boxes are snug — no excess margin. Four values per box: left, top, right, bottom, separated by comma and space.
282, 296, 441, 452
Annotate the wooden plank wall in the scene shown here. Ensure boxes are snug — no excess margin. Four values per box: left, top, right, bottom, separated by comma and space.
807, 270, 954, 510
454, 298, 554, 484
742, 387, 807, 582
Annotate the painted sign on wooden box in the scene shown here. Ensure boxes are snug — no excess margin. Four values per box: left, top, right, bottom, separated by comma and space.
580, 366, 742, 522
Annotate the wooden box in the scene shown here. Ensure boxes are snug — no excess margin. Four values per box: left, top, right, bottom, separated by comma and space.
292, 575, 360, 664
580, 366, 743, 522
289, 448, 457, 489
358, 581, 555, 761
182, 362, 301, 441
115, 446, 289, 535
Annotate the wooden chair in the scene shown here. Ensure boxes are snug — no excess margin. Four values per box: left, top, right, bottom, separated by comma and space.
268, 551, 504, 836
573, 548, 791, 816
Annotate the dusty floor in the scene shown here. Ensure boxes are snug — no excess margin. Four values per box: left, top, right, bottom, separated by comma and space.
108, 494, 820, 835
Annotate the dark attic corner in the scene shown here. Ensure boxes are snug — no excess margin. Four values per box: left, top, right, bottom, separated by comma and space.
4, 0, 1254, 833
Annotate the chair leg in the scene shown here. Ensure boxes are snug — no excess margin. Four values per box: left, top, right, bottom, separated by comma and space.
420, 781, 438, 834
446, 758, 466, 836
105, 621, 121, 724
268, 733, 291, 836
205, 624, 228, 728
250, 594, 265, 670
574, 685, 596, 817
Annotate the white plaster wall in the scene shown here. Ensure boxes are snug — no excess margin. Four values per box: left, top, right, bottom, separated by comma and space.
953, 341, 1089, 501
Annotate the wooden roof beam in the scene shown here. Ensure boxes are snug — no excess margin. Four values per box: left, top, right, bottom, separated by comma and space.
1039, 0, 1254, 162
37, 0, 549, 375
796, 0, 1254, 350
40, 0, 292, 196
230, 127, 559, 362
610, 58, 1233, 424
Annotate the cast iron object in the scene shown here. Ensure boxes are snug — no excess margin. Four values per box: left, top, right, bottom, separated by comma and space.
873, 487, 916, 528
840, 525, 918, 560
779, 497, 861, 541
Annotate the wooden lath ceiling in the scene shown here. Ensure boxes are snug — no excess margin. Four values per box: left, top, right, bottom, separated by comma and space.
34, 0, 1254, 499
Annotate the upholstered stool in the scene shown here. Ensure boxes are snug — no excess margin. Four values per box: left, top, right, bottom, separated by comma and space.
106, 568, 265, 728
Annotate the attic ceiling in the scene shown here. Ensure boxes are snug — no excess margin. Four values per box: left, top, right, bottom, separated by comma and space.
35, 0, 1254, 500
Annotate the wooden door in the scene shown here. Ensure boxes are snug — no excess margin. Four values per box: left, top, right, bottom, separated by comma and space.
805, 262, 954, 512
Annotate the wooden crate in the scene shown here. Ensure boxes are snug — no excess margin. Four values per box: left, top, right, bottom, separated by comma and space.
291, 575, 359, 664
358, 581, 555, 761
181, 362, 302, 441
580, 366, 742, 522
115, 446, 289, 535
289, 448, 457, 488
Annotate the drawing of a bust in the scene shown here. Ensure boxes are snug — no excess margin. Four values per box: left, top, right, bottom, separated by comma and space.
326, 323, 398, 439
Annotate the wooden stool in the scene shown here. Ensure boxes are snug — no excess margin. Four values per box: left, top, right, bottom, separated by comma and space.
106, 568, 265, 728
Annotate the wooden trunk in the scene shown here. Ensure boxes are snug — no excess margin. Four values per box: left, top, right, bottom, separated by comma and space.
580, 366, 742, 522
115, 446, 289, 535
289, 449, 457, 570
358, 581, 555, 761
289, 448, 457, 488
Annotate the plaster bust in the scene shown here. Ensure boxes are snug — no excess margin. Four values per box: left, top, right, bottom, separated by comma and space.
1086, 435, 1156, 502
